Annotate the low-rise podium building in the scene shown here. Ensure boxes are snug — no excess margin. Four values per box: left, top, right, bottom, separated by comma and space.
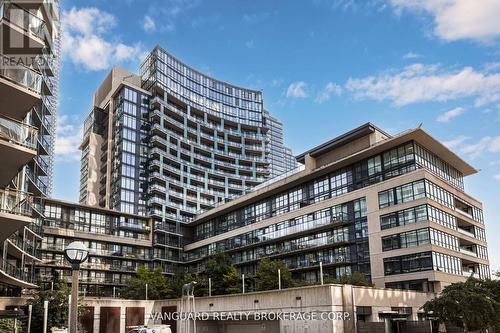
185, 123, 489, 292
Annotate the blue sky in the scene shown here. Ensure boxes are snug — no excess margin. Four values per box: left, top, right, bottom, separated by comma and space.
53, 0, 500, 271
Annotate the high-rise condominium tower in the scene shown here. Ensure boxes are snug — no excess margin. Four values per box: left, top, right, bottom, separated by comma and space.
0, 0, 60, 295
79, 46, 295, 271
266, 112, 298, 177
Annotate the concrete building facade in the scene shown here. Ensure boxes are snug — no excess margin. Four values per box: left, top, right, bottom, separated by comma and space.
185, 123, 489, 292
36, 121, 491, 299
79, 284, 437, 333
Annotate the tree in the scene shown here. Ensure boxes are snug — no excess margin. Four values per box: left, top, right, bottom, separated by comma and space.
223, 269, 241, 294
254, 258, 293, 291
0, 319, 15, 333
205, 253, 239, 295
122, 266, 173, 300
422, 278, 499, 332
29, 280, 71, 332
326, 272, 372, 286
481, 278, 500, 332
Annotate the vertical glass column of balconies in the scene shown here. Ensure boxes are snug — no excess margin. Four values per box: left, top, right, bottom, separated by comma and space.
0, 0, 59, 291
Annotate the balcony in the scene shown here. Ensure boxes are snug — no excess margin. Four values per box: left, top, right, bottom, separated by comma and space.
118, 221, 151, 234
0, 63, 42, 121
459, 247, 477, 257
0, 1, 46, 51
26, 167, 48, 195
0, 116, 37, 185
0, 257, 36, 288
0, 188, 32, 242
7, 234, 40, 262
457, 227, 475, 239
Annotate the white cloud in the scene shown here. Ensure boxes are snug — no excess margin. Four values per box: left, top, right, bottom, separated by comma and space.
142, 15, 156, 32
437, 107, 466, 123
286, 81, 308, 98
55, 115, 82, 162
114, 43, 143, 62
63, 7, 116, 35
315, 82, 342, 103
443, 135, 469, 149
345, 63, 500, 107
403, 52, 421, 59
390, 0, 500, 43
460, 136, 500, 158
494, 174, 500, 180
62, 7, 144, 71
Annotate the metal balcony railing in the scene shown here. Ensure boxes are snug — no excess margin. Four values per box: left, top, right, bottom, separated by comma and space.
0, 115, 37, 149
0, 187, 33, 216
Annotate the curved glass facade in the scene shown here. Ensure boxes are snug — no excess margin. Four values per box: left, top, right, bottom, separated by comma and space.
141, 46, 263, 126
139, 47, 279, 265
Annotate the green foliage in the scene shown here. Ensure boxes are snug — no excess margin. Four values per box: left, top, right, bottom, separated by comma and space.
223, 269, 241, 294
205, 253, 240, 295
122, 266, 173, 300
254, 258, 293, 291
325, 272, 373, 286
29, 280, 71, 332
0, 319, 15, 333
422, 278, 500, 332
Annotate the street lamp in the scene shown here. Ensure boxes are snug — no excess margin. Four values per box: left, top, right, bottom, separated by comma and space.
64, 241, 89, 333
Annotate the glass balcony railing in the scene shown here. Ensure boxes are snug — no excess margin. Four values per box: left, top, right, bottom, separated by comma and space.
27, 220, 43, 236
0, 115, 37, 149
0, 256, 33, 283
8, 234, 37, 257
0, 55, 42, 94
119, 221, 150, 232
0, 1, 45, 39
26, 168, 48, 194
0, 188, 33, 217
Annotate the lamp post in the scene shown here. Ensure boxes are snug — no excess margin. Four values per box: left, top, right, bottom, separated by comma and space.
64, 241, 89, 333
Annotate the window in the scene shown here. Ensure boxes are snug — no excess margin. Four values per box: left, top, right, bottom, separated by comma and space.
414, 143, 464, 190
312, 176, 330, 202
122, 152, 136, 165
432, 252, 461, 275
273, 193, 289, 216
368, 155, 382, 176
383, 143, 415, 171
122, 140, 135, 153
123, 114, 136, 129
124, 88, 138, 103
379, 180, 448, 209
382, 228, 430, 251
255, 201, 269, 222
380, 205, 431, 230
384, 252, 433, 275
123, 101, 137, 116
